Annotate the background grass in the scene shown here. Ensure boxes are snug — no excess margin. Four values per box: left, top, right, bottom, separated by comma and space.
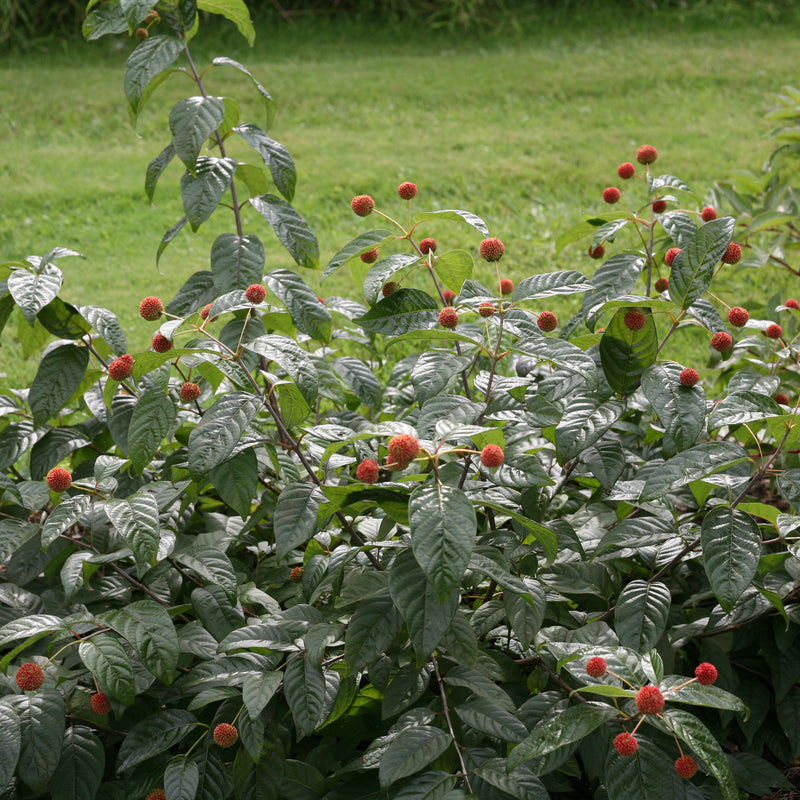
2, 4, 800, 386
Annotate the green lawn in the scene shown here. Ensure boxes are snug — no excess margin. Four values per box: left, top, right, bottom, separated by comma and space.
2, 6, 800, 384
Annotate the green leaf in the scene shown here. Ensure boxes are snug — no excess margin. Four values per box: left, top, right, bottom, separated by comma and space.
242, 672, 282, 720
169, 96, 225, 169
79, 304, 127, 354
284, 654, 326, 739
212, 58, 275, 128
15, 690, 65, 793
707, 391, 786, 429
120, 0, 153, 31
208, 448, 259, 518
323, 230, 395, 282
100, 600, 180, 685
264, 269, 331, 341
508, 702, 618, 768
245, 334, 319, 406
127, 385, 177, 475
455, 696, 528, 743
28, 344, 89, 427
106, 489, 161, 565
554, 397, 624, 462
615, 580, 671, 652
579, 253, 645, 326
30, 427, 89, 481
606, 738, 681, 800
9, 263, 67, 326
355, 288, 439, 336
378, 726, 450, 788
555, 211, 628, 255
410, 483, 476, 602
251, 195, 319, 270
413, 209, 489, 236
36, 297, 88, 340
182, 157, 237, 231
0, 703, 20, 791
388, 550, 459, 664
50, 725, 105, 800
433, 249, 473, 291
173, 544, 238, 601
235, 124, 296, 201
124, 35, 183, 120
641, 362, 705, 451
274, 482, 325, 560
145, 142, 176, 203
362, 254, 421, 304
78, 634, 136, 705
639, 441, 750, 501
513, 336, 598, 384
660, 708, 738, 800
210, 233, 265, 294
157, 216, 189, 264
333, 356, 382, 408
476, 500, 558, 561
193, 748, 231, 800
668, 217, 735, 310
701, 507, 762, 613
473, 758, 549, 800
512, 270, 592, 301
344, 592, 403, 673
82, 2, 128, 40
658, 676, 748, 715
390, 771, 457, 800
599, 306, 658, 395
198, 0, 255, 45
188, 391, 261, 478
505, 586, 546, 647
165, 755, 200, 800
116, 709, 197, 773
411, 351, 472, 403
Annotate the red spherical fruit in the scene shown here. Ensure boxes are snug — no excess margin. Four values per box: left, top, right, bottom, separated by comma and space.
624, 309, 646, 330
480, 237, 506, 262
654, 278, 669, 293
694, 662, 718, 686
775, 393, 790, 406
152, 332, 173, 353
15, 662, 45, 691
351, 194, 375, 216
135, 27, 149, 40
710, 331, 733, 352
360, 248, 379, 263
499, 278, 514, 295
108, 354, 134, 382
700, 206, 718, 221
665, 247, 681, 266
618, 162, 636, 179
355, 458, 379, 483
636, 144, 658, 165
614, 732, 638, 757
675, 755, 698, 779
766, 323, 783, 339
480, 444, 504, 468
602, 187, 621, 204
728, 306, 749, 327
722, 242, 742, 264
200, 303, 212, 320
537, 311, 558, 332
419, 237, 437, 254
679, 368, 699, 387
439, 307, 459, 329
91, 692, 111, 714
289, 566, 304, 583
180, 382, 201, 402
213, 723, 238, 748
785, 298, 800, 309
442, 289, 456, 305
585, 656, 607, 677
46, 467, 72, 493
635, 685, 665, 715
588, 244, 605, 259
387, 434, 419, 469
382, 281, 400, 297
478, 302, 495, 317
397, 181, 418, 200
652, 199, 668, 213
139, 296, 163, 321
245, 283, 266, 304
146, 791, 166, 800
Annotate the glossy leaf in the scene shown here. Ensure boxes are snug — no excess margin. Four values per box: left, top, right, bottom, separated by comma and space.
344, 592, 403, 674
182, 157, 237, 231
116, 709, 197, 773
264, 269, 331, 340
599, 306, 658, 395
210, 233, 265, 294
413, 208, 489, 236
283, 654, 326, 739
198, 0, 255, 45
78, 634, 136, 705
378, 726, 450, 788
355, 288, 439, 336
605, 738, 680, 800
245, 334, 319, 406
50, 725, 105, 800
641, 362, 705, 451
124, 36, 183, 120
165, 755, 200, 800
251, 194, 319, 270
274, 481, 325, 560
15, 690, 65, 793
512, 270, 592, 301
128, 385, 177, 475
106, 489, 161, 565
615, 580, 671, 652
554, 397, 624, 462
235, 123, 296, 201
28, 343, 89, 427
0, 703, 20, 792
169, 96, 225, 169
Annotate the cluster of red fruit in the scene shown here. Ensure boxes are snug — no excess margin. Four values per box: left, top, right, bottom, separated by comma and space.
585, 656, 718, 778
354, 437, 504, 482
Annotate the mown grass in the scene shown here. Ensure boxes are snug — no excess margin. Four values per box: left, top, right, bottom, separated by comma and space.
2, 4, 800, 385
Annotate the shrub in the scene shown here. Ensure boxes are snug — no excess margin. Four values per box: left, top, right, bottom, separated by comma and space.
0, 6, 798, 800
